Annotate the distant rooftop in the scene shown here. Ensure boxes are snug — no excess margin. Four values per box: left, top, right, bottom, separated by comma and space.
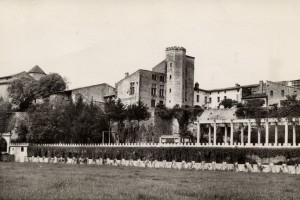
28, 65, 46, 75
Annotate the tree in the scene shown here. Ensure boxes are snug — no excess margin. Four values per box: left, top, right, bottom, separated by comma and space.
0, 101, 12, 133
36, 73, 66, 98
219, 98, 238, 108
126, 101, 150, 142
7, 77, 39, 110
235, 99, 267, 120
104, 98, 126, 143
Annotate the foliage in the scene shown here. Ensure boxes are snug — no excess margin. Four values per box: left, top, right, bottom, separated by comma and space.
0, 101, 12, 133
219, 98, 238, 108
125, 101, 151, 142
155, 104, 203, 138
27, 146, 300, 164
36, 73, 66, 98
7, 77, 38, 110
7, 73, 66, 110
104, 99, 126, 143
25, 97, 108, 143
235, 99, 267, 123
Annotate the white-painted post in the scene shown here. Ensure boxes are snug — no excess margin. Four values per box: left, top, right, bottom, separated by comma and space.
265, 121, 269, 146
208, 125, 212, 145
258, 128, 261, 144
247, 122, 251, 145
285, 121, 288, 146
196, 123, 200, 145
224, 125, 228, 145
213, 123, 217, 146
230, 122, 233, 146
293, 125, 296, 146
274, 125, 278, 146
241, 125, 244, 145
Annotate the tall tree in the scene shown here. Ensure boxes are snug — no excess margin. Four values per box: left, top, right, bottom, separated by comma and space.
104, 98, 126, 143
126, 101, 150, 142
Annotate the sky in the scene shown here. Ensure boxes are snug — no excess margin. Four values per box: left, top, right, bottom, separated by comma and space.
0, 0, 300, 90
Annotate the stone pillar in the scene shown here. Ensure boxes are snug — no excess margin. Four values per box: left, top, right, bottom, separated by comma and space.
230, 122, 233, 145
224, 125, 228, 145
240, 124, 244, 145
274, 125, 278, 146
293, 124, 296, 146
258, 128, 261, 144
213, 123, 217, 146
247, 122, 251, 145
196, 123, 200, 145
208, 125, 211, 145
285, 121, 288, 146
265, 121, 269, 146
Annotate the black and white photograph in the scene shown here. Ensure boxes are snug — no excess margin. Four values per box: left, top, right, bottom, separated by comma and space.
0, 0, 300, 199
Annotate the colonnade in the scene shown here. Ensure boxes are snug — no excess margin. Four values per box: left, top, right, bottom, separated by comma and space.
195, 118, 300, 147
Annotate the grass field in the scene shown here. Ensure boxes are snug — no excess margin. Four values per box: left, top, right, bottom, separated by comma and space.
0, 162, 299, 200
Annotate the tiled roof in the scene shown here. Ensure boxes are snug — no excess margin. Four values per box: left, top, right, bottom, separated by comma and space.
28, 65, 46, 74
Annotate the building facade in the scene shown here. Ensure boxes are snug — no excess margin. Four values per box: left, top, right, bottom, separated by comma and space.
116, 46, 195, 108
193, 80, 300, 108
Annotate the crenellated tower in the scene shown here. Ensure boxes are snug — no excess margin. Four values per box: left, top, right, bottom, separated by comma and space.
165, 47, 194, 108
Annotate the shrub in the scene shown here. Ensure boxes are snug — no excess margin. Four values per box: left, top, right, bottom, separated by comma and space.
27, 146, 300, 164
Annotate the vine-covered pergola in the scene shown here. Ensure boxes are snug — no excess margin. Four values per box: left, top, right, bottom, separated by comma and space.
195, 118, 300, 147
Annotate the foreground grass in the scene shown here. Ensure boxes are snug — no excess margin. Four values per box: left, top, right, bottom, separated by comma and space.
0, 162, 299, 200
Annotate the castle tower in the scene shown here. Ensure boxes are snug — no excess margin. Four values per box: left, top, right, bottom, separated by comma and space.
165, 47, 194, 108
28, 65, 46, 80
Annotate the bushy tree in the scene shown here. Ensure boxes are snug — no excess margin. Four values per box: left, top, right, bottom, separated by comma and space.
219, 98, 238, 108
7, 73, 66, 110
126, 101, 150, 142
235, 99, 267, 120
36, 73, 66, 98
104, 98, 126, 143
7, 77, 38, 110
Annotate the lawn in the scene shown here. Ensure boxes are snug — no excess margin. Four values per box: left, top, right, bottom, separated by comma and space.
0, 162, 299, 200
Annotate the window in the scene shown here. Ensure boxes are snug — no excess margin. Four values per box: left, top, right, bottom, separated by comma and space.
159, 85, 164, 97
169, 88, 171, 93
218, 91, 220, 94
224, 90, 226, 93
151, 84, 157, 96
209, 97, 212, 103
224, 96, 227, 99
159, 101, 163, 105
270, 90, 273, 96
281, 90, 284, 97
205, 96, 207, 103
185, 92, 187, 101
185, 67, 187, 75
160, 76, 165, 82
185, 79, 187, 89
151, 100, 156, 107
169, 75, 172, 79
197, 95, 199, 102
130, 82, 135, 94
21, 147, 24, 152
152, 74, 157, 80
217, 97, 220, 102
170, 63, 172, 67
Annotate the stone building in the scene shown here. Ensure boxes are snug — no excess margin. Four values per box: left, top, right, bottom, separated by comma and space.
194, 80, 300, 108
0, 65, 46, 102
49, 83, 115, 108
116, 46, 195, 108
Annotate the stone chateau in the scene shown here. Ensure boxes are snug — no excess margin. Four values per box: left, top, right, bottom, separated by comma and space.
1, 47, 300, 108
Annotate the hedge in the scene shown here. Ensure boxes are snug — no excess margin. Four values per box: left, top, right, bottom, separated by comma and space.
27, 146, 300, 164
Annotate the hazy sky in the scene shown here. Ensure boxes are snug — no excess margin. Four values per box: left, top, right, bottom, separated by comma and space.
0, 0, 300, 90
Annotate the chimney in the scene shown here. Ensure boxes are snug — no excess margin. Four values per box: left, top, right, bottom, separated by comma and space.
259, 80, 264, 93
125, 72, 129, 78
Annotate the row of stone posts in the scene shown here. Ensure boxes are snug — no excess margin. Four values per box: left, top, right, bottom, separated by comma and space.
196, 118, 299, 147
